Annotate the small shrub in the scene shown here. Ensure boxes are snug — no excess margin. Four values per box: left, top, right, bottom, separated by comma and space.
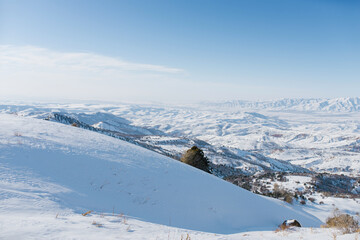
92, 221, 103, 227
300, 200, 306, 205
180, 234, 191, 240
71, 122, 79, 127
308, 197, 316, 203
284, 194, 293, 204
294, 192, 299, 200
82, 210, 92, 216
323, 209, 359, 234
275, 224, 288, 232
272, 183, 293, 203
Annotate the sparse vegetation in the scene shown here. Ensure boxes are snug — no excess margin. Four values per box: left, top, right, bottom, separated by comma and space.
271, 183, 294, 204
225, 172, 360, 205
314, 174, 357, 196
92, 221, 103, 227
180, 233, 191, 240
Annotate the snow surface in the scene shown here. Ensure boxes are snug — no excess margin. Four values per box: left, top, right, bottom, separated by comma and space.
0, 113, 322, 238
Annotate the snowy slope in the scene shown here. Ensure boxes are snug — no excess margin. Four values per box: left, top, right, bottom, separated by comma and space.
0, 113, 321, 236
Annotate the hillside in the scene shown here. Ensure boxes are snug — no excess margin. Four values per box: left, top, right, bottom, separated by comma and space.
0, 103, 309, 176
0, 113, 321, 237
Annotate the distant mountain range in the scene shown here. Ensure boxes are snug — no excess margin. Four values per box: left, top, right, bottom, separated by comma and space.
201, 97, 360, 112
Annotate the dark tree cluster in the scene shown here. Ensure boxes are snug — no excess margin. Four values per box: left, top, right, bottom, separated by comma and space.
180, 146, 211, 173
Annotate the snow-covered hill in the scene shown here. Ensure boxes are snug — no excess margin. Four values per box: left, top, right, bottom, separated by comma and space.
102, 101, 360, 176
0, 104, 309, 176
0, 113, 321, 237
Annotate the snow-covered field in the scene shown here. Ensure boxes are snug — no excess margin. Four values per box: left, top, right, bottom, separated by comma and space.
1, 208, 358, 240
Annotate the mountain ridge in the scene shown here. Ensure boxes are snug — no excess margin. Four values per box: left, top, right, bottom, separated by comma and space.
200, 97, 360, 112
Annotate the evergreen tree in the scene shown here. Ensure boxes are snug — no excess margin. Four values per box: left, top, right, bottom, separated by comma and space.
180, 146, 211, 173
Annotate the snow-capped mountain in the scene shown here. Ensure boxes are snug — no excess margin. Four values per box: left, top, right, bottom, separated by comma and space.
201, 97, 360, 112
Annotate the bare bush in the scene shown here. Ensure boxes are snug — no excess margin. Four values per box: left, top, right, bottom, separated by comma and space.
82, 210, 92, 216
272, 183, 293, 204
284, 194, 293, 204
322, 209, 359, 234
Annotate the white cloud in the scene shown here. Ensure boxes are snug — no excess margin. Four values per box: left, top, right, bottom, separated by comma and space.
0, 45, 191, 102
0, 45, 182, 73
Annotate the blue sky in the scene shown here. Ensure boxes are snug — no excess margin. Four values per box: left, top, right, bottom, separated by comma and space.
1, 0, 359, 103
